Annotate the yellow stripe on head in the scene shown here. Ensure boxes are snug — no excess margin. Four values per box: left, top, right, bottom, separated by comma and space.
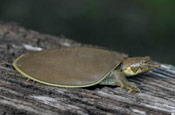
123, 67, 143, 76
123, 67, 136, 76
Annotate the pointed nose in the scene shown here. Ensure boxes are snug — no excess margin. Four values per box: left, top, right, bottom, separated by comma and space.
149, 63, 161, 69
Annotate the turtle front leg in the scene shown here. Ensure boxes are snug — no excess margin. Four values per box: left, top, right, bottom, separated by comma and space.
112, 70, 140, 93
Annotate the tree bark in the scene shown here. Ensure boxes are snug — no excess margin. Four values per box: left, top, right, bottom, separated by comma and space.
0, 22, 175, 115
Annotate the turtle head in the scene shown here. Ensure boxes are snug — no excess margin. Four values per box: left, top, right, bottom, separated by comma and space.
122, 56, 160, 76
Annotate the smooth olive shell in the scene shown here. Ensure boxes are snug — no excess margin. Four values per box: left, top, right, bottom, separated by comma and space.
13, 47, 127, 87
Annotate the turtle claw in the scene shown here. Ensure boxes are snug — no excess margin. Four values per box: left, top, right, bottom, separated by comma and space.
129, 87, 140, 94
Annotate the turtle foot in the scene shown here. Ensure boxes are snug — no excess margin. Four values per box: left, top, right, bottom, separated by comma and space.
120, 81, 140, 93
110, 70, 140, 93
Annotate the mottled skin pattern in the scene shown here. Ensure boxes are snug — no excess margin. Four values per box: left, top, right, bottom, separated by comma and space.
100, 56, 160, 93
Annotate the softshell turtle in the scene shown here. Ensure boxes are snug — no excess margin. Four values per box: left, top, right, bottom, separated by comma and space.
13, 47, 160, 93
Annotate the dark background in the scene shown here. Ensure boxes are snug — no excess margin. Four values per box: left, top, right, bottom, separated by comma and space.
0, 0, 174, 65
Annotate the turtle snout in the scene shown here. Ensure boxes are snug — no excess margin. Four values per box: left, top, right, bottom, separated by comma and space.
148, 63, 161, 69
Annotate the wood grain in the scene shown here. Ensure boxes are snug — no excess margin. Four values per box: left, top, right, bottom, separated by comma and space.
0, 22, 175, 115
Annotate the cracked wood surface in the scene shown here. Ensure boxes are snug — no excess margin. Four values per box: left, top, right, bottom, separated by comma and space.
0, 22, 175, 115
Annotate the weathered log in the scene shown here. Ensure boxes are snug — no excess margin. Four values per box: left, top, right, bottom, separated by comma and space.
0, 22, 175, 115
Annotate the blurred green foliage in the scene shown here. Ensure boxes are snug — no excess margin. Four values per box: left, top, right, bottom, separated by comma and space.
0, 0, 174, 64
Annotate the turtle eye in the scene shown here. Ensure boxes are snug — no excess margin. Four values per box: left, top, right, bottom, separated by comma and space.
141, 61, 148, 65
